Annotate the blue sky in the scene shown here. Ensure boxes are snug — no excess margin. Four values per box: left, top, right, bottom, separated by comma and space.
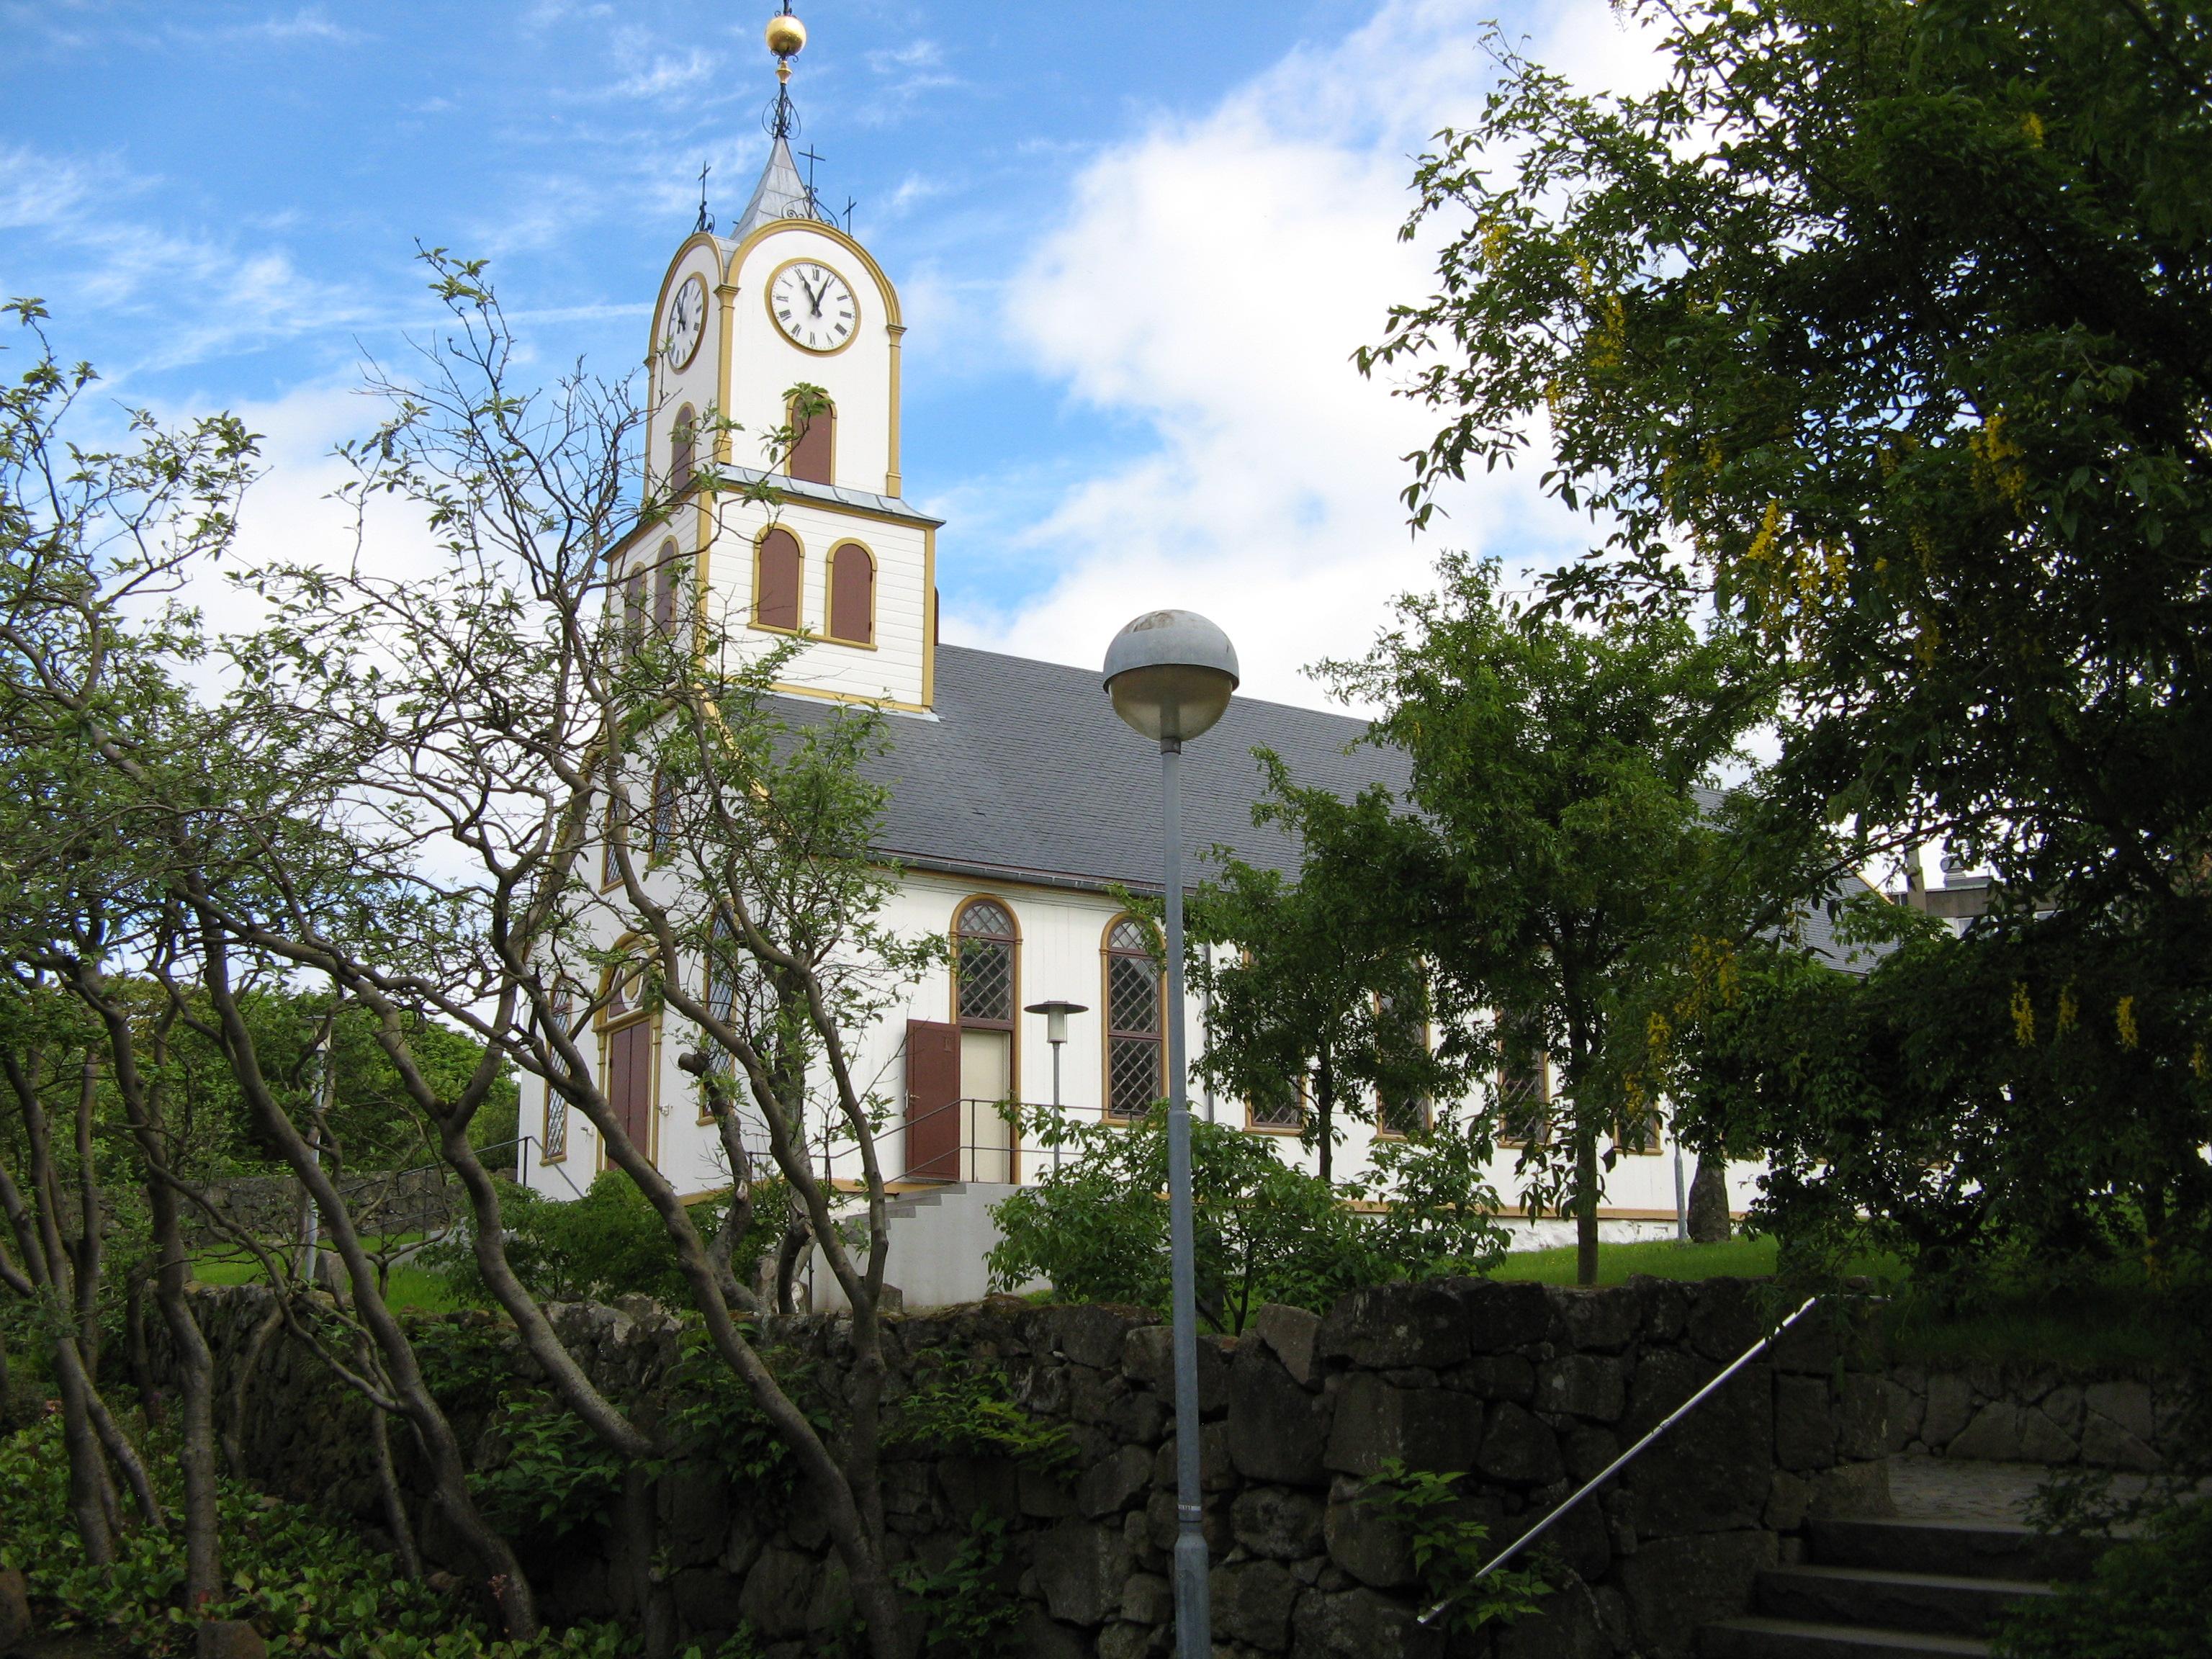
1, 0, 1662, 703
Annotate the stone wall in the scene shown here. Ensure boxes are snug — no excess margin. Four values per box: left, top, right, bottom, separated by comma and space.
1879, 1363, 2182, 1471
182, 1278, 1906, 1659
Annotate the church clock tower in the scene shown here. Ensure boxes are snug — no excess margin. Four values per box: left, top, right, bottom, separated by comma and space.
630, 8, 938, 711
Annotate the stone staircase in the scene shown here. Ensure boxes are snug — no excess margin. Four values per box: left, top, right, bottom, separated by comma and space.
1699, 1460, 2110, 1658
809, 1180, 1036, 1313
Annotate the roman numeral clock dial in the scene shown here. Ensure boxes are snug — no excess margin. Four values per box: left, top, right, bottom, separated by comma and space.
661, 272, 706, 369
768, 260, 858, 354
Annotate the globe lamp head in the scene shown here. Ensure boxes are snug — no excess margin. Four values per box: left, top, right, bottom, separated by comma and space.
1102, 609, 1239, 745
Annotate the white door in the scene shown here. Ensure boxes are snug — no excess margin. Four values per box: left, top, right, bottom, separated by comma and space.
959, 1028, 1013, 1182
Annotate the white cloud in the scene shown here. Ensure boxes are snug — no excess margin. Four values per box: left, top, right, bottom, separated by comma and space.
936, 0, 1666, 711
0, 143, 375, 379
230, 8, 364, 46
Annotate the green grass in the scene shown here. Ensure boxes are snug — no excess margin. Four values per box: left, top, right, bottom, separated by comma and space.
192, 1236, 464, 1313
1490, 1234, 1780, 1285
1485, 1236, 2188, 1372
1877, 1269, 2190, 1372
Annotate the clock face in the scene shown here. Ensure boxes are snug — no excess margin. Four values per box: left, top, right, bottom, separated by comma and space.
768, 260, 858, 354
662, 274, 707, 369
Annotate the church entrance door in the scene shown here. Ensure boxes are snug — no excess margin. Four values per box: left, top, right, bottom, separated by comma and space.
961, 1029, 1013, 1183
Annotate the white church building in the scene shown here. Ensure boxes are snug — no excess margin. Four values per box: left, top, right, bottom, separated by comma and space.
513, 23, 1789, 1303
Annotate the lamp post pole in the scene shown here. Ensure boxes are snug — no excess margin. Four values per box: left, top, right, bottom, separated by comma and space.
1157, 733, 1209, 1653
1025, 1001, 1086, 1175
1102, 608, 1238, 1659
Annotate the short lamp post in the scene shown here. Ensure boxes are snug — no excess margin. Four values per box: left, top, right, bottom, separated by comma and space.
1102, 608, 1238, 1659
1023, 999, 1087, 1172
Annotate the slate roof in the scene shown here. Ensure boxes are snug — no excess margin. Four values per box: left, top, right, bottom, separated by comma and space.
721, 464, 942, 526
778, 642, 1408, 893
732, 137, 822, 240
775, 643, 1890, 974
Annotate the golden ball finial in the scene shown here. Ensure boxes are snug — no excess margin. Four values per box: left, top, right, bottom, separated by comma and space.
765, 12, 806, 58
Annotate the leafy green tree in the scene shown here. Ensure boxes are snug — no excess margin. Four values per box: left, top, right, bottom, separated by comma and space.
987, 1105, 1506, 1331
1364, 0, 2212, 1283
1187, 856, 1451, 1181
1282, 555, 1779, 1285
1364, 0, 2212, 925
1674, 908, 2212, 1278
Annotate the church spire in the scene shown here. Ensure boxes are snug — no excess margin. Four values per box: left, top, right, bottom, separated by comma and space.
733, 7, 835, 240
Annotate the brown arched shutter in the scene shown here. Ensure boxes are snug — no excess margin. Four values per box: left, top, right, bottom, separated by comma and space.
828, 542, 874, 645
755, 528, 801, 631
670, 404, 696, 494
652, 538, 679, 635
786, 395, 834, 485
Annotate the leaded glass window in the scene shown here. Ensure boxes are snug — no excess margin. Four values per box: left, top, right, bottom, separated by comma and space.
1497, 1016, 1550, 1147
704, 914, 737, 1076
542, 986, 573, 1161
649, 768, 678, 858
1105, 916, 1162, 1118
1374, 991, 1432, 1137
955, 899, 1017, 1028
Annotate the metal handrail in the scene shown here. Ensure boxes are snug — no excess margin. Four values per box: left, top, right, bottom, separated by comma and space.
1420, 1293, 1822, 1622
897, 1094, 1109, 1183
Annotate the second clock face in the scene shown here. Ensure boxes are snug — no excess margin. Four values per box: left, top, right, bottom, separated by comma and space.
769, 260, 858, 354
662, 273, 707, 369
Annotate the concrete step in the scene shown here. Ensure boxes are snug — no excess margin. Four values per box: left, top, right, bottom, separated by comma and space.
1807, 1516, 2103, 1583
882, 1182, 966, 1220
1699, 1617, 1990, 1658
1755, 1565, 2054, 1638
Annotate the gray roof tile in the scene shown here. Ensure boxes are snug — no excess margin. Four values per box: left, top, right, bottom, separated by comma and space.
778, 643, 1406, 892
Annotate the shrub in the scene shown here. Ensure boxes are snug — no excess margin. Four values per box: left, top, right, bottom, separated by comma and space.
0, 1416, 627, 1658
1995, 1496, 2212, 1659
423, 1172, 786, 1309
986, 1108, 1506, 1331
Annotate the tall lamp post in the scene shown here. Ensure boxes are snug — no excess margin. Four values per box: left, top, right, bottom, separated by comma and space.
1103, 608, 1238, 1659
1023, 999, 1087, 1173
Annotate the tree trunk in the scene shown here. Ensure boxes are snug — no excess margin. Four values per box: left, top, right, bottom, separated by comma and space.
1687, 1152, 1732, 1244
83, 970, 222, 1601
1568, 1012, 1599, 1286
1313, 1042, 1335, 1184
1573, 1113, 1601, 1287
368, 1402, 423, 1580
50, 1336, 115, 1564
193, 927, 541, 1636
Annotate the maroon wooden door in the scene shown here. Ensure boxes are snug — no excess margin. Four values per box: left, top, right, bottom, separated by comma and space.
905, 1019, 961, 1180
607, 1022, 654, 1161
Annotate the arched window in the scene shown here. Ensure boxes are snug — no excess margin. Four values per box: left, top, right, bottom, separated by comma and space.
1372, 992, 1432, 1138
541, 984, 578, 1161
954, 899, 1017, 1030
703, 913, 738, 1082
754, 526, 802, 632
1103, 915, 1164, 1119
648, 768, 678, 859
601, 782, 627, 888
1496, 1015, 1550, 1148
652, 538, 680, 636
598, 956, 657, 1166
786, 394, 834, 485
952, 898, 1020, 1179
670, 404, 697, 495
621, 569, 647, 655
827, 542, 875, 646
